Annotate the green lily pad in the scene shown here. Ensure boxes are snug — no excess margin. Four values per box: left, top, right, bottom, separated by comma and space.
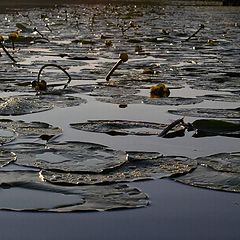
40, 152, 197, 185
0, 119, 62, 141
70, 120, 167, 136
6, 142, 127, 173
0, 171, 148, 212
169, 108, 240, 119
192, 119, 240, 137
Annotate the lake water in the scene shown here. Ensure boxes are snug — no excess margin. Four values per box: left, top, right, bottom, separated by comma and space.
0, 2, 239, 239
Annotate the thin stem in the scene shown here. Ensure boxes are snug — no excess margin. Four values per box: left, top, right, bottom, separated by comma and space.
37, 64, 71, 89
0, 42, 17, 63
185, 24, 205, 42
106, 60, 122, 81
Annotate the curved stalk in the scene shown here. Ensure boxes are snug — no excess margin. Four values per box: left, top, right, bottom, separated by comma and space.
37, 64, 71, 90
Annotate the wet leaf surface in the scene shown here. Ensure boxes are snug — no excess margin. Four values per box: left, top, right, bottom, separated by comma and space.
3, 141, 128, 173
0, 119, 62, 141
0, 128, 17, 144
0, 171, 148, 212
169, 108, 240, 119
0, 151, 16, 168
192, 119, 240, 138
70, 120, 167, 136
0, 95, 86, 115
173, 152, 240, 192
96, 95, 202, 106
40, 152, 197, 185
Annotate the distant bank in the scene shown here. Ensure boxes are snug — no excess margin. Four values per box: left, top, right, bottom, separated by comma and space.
0, 0, 239, 9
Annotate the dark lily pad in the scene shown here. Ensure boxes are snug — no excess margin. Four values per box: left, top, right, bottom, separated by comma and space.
6, 141, 127, 173
70, 120, 167, 136
199, 94, 240, 103
0, 95, 86, 116
196, 152, 240, 173
0, 171, 148, 212
192, 119, 240, 137
0, 151, 17, 168
40, 152, 197, 185
0, 128, 17, 144
173, 165, 240, 193
0, 95, 53, 116
0, 119, 62, 141
96, 95, 202, 106
169, 108, 240, 119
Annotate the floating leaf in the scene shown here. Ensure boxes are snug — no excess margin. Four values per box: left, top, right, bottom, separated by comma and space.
174, 166, 240, 193
96, 95, 202, 106
0, 119, 62, 141
6, 142, 127, 173
173, 152, 240, 192
0, 171, 148, 212
169, 108, 240, 119
40, 152, 197, 185
0, 128, 17, 144
192, 119, 240, 137
197, 152, 240, 173
0, 151, 16, 168
0, 95, 86, 116
70, 120, 167, 136
0, 95, 53, 116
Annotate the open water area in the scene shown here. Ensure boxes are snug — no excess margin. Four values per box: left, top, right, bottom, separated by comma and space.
0, 1, 239, 239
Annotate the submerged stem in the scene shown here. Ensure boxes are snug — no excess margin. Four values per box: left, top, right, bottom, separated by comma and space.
158, 118, 185, 137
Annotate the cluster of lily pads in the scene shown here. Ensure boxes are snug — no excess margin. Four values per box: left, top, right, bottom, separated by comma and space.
0, 4, 239, 212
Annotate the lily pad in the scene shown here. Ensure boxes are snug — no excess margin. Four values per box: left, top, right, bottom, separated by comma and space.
0, 128, 17, 144
0, 95, 53, 116
0, 151, 17, 168
0, 119, 62, 141
192, 119, 240, 137
96, 95, 202, 106
40, 152, 197, 185
70, 120, 167, 136
169, 108, 240, 119
174, 165, 240, 193
196, 152, 240, 173
0, 171, 148, 212
6, 142, 128, 173
0, 95, 86, 116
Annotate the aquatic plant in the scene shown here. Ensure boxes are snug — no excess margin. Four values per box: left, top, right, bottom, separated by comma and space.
8, 31, 19, 50
106, 53, 128, 81
32, 64, 72, 92
185, 24, 205, 42
0, 35, 16, 63
150, 84, 170, 98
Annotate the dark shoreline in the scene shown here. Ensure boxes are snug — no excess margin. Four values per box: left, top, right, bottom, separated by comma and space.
0, 0, 226, 9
